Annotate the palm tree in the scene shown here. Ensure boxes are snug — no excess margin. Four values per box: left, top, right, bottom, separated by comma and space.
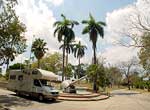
31, 38, 48, 68
53, 14, 79, 81
74, 41, 87, 77
82, 14, 106, 92
59, 41, 74, 67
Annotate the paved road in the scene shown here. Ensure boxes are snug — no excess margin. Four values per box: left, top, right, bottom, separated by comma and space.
0, 88, 150, 110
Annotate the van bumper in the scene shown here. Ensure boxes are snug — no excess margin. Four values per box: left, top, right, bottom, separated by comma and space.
44, 94, 59, 99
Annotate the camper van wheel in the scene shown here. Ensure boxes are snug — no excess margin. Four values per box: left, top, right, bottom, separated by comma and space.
16, 91, 21, 96
52, 98, 56, 102
38, 95, 44, 101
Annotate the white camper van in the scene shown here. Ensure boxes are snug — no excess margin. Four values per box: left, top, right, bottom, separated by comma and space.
7, 69, 59, 101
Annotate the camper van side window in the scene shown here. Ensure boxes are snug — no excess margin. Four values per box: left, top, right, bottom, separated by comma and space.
18, 75, 23, 81
32, 70, 38, 75
10, 75, 16, 80
34, 79, 41, 87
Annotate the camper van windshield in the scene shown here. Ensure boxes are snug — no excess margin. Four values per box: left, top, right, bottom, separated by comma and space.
40, 79, 48, 86
43, 86, 54, 92
39, 79, 55, 91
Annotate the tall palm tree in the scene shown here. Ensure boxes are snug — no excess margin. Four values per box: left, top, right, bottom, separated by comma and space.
82, 14, 106, 92
53, 14, 79, 81
31, 38, 48, 68
59, 41, 74, 67
74, 41, 87, 77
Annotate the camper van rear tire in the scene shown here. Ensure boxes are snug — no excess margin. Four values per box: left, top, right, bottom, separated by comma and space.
38, 94, 44, 101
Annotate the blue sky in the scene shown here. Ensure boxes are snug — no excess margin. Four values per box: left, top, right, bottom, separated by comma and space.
16, 0, 138, 64
52, 0, 136, 21
50, 0, 136, 57
52, 0, 136, 38
60, 0, 136, 62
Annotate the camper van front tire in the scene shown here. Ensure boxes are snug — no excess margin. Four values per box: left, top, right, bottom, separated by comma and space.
38, 94, 44, 101
52, 98, 56, 102
16, 91, 21, 96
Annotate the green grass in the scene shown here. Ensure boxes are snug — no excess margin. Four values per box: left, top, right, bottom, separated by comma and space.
0, 77, 7, 82
126, 88, 150, 94
105, 86, 127, 93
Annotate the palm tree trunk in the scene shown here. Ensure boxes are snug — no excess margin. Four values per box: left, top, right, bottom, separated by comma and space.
78, 57, 81, 78
62, 43, 66, 81
38, 59, 40, 68
6, 59, 9, 71
93, 47, 97, 64
66, 52, 68, 66
93, 47, 97, 92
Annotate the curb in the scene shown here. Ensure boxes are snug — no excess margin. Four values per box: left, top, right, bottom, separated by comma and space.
58, 95, 110, 101
59, 93, 100, 98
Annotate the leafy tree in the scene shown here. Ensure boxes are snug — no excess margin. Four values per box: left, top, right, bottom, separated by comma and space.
70, 63, 86, 79
53, 14, 79, 81
130, 71, 141, 88
86, 64, 106, 92
24, 59, 30, 69
31, 38, 48, 68
139, 32, 150, 74
0, 0, 26, 69
74, 41, 87, 77
32, 52, 62, 73
0, 67, 2, 77
64, 63, 73, 78
9, 63, 25, 69
82, 14, 106, 91
119, 57, 138, 90
106, 67, 122, 87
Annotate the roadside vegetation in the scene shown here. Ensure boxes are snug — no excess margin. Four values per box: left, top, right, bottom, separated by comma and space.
0, 0, 150, 93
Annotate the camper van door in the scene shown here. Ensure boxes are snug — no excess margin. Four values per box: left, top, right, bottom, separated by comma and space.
32, 79, 43, 93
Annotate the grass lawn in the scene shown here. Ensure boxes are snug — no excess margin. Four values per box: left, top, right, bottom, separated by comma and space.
0, 77, 7, 82
105, 86, 126, 93
126, 88, 150, 94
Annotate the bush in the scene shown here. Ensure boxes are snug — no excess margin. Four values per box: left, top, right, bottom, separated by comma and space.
0, 73, 2, 77
134, 80, 150, 91
146, 81, 150, 92
86, 64, 106, 92
4, 71, 9, 80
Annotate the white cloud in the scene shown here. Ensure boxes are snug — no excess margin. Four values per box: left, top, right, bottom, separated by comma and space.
12, 54, 28, 64
45, 0, 64, 6
102, 0, 149, 64
9, 0, 149, 67
75, 37, 88, 47
101, 46, 139, 65
104, 6, 136, 45
104, 0, 150, 44
11, 0, 64, 64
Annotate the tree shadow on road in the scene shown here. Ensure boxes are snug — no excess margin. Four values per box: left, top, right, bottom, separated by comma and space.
0, 94, 33, 107
11, 94, 62, 104
0, 93, 63, 109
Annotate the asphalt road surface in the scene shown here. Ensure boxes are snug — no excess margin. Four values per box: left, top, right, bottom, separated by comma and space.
0, 88, 150, 110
